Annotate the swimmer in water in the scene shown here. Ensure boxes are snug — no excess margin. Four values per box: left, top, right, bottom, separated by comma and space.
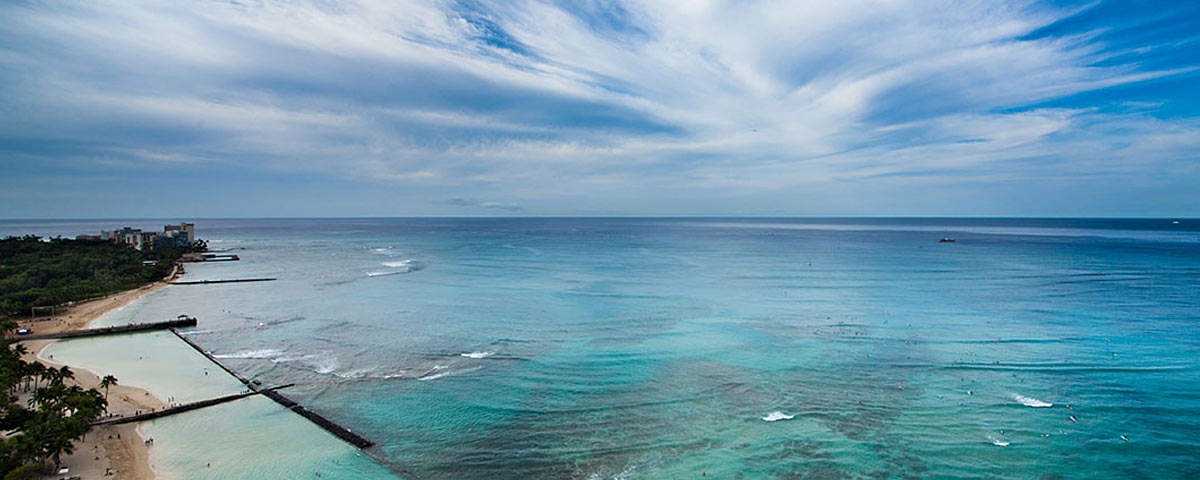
967, 390, 974, 396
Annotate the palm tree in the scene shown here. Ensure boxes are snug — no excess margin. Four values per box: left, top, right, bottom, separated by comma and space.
45, 424, 76, 471
29, 362, 47, 397
99, 375, 117, 404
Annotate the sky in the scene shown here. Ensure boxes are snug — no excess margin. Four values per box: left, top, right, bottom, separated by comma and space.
1, 0, 1198, 218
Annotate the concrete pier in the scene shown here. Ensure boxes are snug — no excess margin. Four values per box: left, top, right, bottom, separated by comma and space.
170, 278, 276, 285
170, 328, 251, 384
167, 329, 425, 477
92, 384, 294, 426
15, 317, 198, 341
256, 388, 375, 448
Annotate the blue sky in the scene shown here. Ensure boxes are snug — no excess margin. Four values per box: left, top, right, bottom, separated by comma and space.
1, 0, 1197, 218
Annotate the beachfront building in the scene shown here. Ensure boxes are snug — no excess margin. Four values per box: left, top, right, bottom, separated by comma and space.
154, 229, 191, 250
100, 227, 144, 249
137, 231, 158, 250
164, 222, 195, 243
96, 223, 198, 251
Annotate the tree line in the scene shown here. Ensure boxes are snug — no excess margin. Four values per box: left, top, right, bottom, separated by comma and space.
0, 236, 180, 319
0, 236, 162, 477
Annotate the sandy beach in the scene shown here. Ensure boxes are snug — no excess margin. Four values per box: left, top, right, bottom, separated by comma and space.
17, 282, 171, 480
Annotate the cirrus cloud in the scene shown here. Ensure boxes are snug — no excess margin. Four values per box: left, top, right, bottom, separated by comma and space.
1, 0, 1198, 217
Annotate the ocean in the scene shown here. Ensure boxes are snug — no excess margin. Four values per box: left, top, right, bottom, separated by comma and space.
9, 218, 1200, 479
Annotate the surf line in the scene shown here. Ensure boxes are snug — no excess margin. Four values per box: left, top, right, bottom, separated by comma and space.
169, 327, 422, 479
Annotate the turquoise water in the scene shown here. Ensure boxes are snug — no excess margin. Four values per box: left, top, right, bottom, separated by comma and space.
9, 218, 1200, 479
140, 396, 394, 479
41, 332, 396, 479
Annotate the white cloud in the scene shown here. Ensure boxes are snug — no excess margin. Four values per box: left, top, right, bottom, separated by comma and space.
1, 0, 1197, 215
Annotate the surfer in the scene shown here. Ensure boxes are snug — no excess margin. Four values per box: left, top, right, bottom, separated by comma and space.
1121, 435, 1129, 442
1069, 415, 1078, 423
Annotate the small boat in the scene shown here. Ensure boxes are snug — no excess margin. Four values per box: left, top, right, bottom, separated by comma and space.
938, 238, 956, 243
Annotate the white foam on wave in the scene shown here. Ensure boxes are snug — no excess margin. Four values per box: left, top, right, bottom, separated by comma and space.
311, 356, 338, 374
586, 465, 638, 480
762, 411, 795, 422
418, 366, 482, 381
367, 258, 422, 276
213, 348, 284, 360
987, 434, 1010, 446
271, 352, 339, 375
461, 351, 494, 359
1013, 393, 1053, 408
334, 367, 378, 379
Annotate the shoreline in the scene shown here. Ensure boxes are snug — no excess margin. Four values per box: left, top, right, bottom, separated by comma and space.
18, 282, 171, 480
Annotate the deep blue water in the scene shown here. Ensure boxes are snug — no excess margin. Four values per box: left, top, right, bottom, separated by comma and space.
5, 218, 1200, 479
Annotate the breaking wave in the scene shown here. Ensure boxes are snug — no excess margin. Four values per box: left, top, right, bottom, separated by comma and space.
213, 348, 285, 360
762, 411, 795, 422
418, 366, 482, 381
987, 433, 1011, 446
1013, 393, 1053, 408
271, 352, 339, 375
366, 258, 423, 277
